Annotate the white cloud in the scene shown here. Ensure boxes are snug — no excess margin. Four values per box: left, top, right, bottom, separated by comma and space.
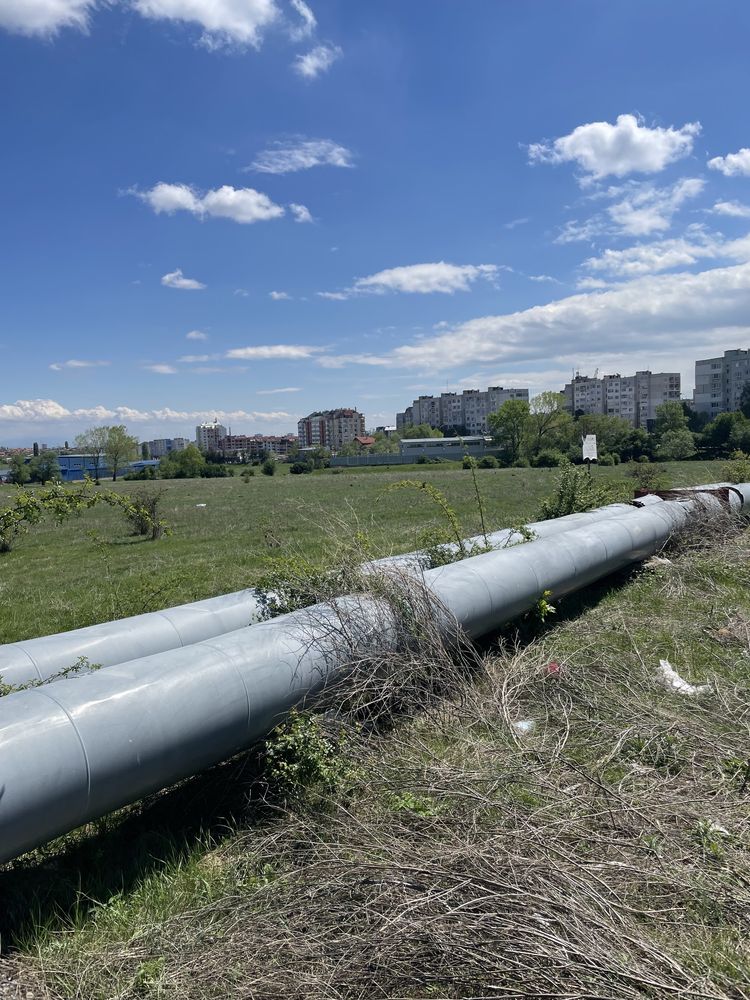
256, 386, 301, 394
269, 290, 291, 300
185, 329, 208, 340
708, 147, 750, 177
320, 262, 499, 299
0, 0, 97, 35
503, 217, 529, 230
225, 344, 323, 359
606, 177, 705, 236
528, 274, 562, 284
138, 183, 284, 225
289, 202, 313, 223
234, 288, 249, 297
0, 399, 293, 425
582, 232, 724, 278
179, 354, 215, 362
249, 137, 354, 174
132, 0, 279, 49
144, 363, 178, 374
712, 199, 750, 218
288, 0, 315, 39
161, 268, 206, 290
529, 114, 700, 181
293, 42, 341, 79
49, 359, 110, 371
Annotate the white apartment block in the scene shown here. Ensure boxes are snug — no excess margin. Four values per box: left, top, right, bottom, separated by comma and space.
396, 386, 530, 435
144, 437, 189, 459
297, 409, 366, 451
218, 434, 298, 459
562, 371, 681, 428
693, 349, 750, 416
195, 420, 227, 452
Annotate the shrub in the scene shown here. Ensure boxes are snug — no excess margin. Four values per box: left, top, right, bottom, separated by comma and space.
628, 462, 671, 493
512, 457, 530, 468
241, 469, 255, 481
290, 461, 312, 475
532, 449, 564, 468
122, 487, 168, 540
263, 709, 349, 805
478, 455, 498, 469
538, 461, 620, 519
201, 464, 232, 478
261, 458, 276, 476
722, 450, 750, 484
462, 455, 477, 470
598, 453, 615, 466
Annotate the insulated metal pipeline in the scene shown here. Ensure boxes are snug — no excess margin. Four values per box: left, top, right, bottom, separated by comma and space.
0, 485, 746, 865
0, 493, 668, 687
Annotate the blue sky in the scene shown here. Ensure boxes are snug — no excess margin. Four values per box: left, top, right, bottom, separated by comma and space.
2, 0, 750, 445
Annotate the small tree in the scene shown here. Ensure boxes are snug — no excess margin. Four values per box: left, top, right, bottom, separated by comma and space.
29, 450, 60, 485
75, 426, 108, 483
526, 392, 571, 457
657, 428, 696, 461
105, 425, 138, 481
489, 399, 529, 463
8, 455, 29, 485
739, 383, 750, 419
261, 457, 276, 476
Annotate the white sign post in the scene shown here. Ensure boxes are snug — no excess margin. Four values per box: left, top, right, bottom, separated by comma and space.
582, 434, 597, 473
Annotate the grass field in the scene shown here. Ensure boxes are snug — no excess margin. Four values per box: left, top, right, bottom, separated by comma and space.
0, 468, 748, 999
0, 460, 729, 644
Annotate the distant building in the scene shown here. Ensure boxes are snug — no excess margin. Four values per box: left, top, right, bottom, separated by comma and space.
693, 349, 750, 416
56, 454, 112, 481
144, 437, 189, 459
396, 387, 529, 435
297, 409, 366, 450
218, 434, 298, 460
561, 371, 681, 428
195, 421, 227, 451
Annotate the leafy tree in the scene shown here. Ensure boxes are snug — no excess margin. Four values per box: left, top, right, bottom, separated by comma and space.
105, 425, 138, 481
575, 413, 632, 459
140, 441, 150, 460
75, 426, 108, 483
8, 455, 29, 485
740, 383, 750, 419
526, 392, 572, 457
401, 424, 444, 439
657, 428, 696, 461
261, 458, 276, 476
701, 411, 746, 457
655, 400, 689, 434
29, 451, 60, 485
488, 399, 530, 463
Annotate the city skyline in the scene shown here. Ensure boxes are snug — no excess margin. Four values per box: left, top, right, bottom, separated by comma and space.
3, 2, 750, 444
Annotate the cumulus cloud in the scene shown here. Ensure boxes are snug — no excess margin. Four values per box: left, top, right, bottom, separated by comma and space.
529, 114, 700, 182
131, 0, 279, 49
319, 262, 499, 299
289, 202, 313, 223
144, 363, 178, 374
712, 199, 750, 218
581, 227, 750, 278
0, 399, 293, 424
225, 344, 323, 359
137, 182, 284, 225
49, 359, 110, 371
185, 329, 208, 340
249, 137, 354, 174
0, 0, 98, 36
708, 147, 750, 177
293, 42, 341, 78
161, 268, 206, 290
269, 290, 291, 300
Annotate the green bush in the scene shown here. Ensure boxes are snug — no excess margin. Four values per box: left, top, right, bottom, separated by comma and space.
532, 449, 564, 468
478, 455, 498, 469
462, 455, 477, 470
261, 458, 276, 476
290, 461, 312, 475
598, 453, 615, 466
628, 462, 671, 493
512, 457, 530, 468
722, 450, 750, 484
539, 461, 620, 519
241, 469, 254, 481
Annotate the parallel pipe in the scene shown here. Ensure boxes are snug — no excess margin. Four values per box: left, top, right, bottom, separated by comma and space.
0, 494, 668, 687
0, 485, 745, 865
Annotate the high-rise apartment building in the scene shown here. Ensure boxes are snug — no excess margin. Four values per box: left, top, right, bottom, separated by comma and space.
297, 409, 366, 450
562, 371, 681, 428
144, 437, 189, 459
693, 349, 750, 416
218, 434, 298, 459
195, 420, 227, 451
396, 386, 529, 435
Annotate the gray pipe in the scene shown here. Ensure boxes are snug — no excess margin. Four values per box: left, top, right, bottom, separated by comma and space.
0, 494, 667, 687
0, 485, 744, 865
